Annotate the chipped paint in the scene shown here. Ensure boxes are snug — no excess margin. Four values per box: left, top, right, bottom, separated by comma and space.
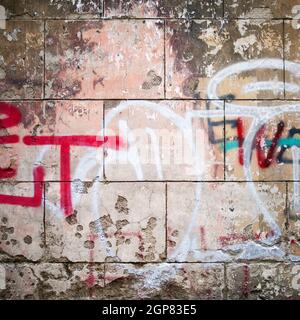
1, 0, 300, 300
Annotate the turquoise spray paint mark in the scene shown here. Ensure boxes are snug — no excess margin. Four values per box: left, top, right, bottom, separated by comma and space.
223, 138, 300, 152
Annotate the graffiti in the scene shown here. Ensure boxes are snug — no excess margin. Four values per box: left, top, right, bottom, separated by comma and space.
0, 102, 122, 217
225, 122, 300, 167
1, 58, 300, 268
218, 230, 275, 247
0, 102, 21, 178
255, 120, 285, 169
0, 166, 44, 207
100, 58, 300, 263
23, 135, 121, 216
236, 117, 245, 165
233, 118, 288, 169
277, 128, 300, 164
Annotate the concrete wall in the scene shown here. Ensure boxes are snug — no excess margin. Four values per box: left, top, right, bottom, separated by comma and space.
0, 0, 300, 299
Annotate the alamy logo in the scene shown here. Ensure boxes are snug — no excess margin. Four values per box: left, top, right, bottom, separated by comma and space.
0, 265, 5, 290
0, 5, 6, 29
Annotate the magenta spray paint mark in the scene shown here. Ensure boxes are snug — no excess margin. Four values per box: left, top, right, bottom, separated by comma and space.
242, 265, 250, 298
199, 226, 207, 251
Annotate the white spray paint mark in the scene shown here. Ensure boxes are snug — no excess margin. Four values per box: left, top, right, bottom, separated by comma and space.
119, 120, 144, 180
207, 59, 300, 108
207, 58, 300, 245
244, 81, 300, 93
145, 127, 163, 180
32, 59, 300, 289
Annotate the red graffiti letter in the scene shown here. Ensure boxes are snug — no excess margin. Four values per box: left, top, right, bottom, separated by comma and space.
255, 121, 285, 168
0, 166, 44, 207
0, 102, 21, 178
23, 135, 122, 217
236, 117, 245, 165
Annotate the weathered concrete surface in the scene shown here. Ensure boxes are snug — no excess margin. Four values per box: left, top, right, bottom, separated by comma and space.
167, 182, 287, 262
166, 19, 283, 99
45, 20, 164, 99
224, 0, 300, 19
0, 21, 44, 99
284, 20, 300, 99
1, 0, 300, 300
104, 0, 223, 18
0, 100, 104, 181
0, 181, 44, 262
104, 100, 224, 181
104, 263, 225, 299
45, 182, 166, 262
225, 100, 300, 181
287, 183, 300, 261
0, 0, 102, 19
227, 263, 300, 299
0, 263, 104, 299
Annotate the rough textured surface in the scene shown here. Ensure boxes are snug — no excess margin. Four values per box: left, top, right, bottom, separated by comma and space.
104, 100, 224, 180
0, 21, 43, 99
104, 263, 225, 299
225, 101, 300, 181
1, 0, 300, 299
224, 0, 300, 19
45, 20, 164, 99
227, 263, 300, 299
167, 182, 287, 262
0, 263, 104, 299
0, 0, 102, 19
166, 19, 283, 99
284, 20, 300, 99
104, 0, 223, 18
0, 182, 44, 261
0, 100, 104, 181
45, 182, 166, 262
